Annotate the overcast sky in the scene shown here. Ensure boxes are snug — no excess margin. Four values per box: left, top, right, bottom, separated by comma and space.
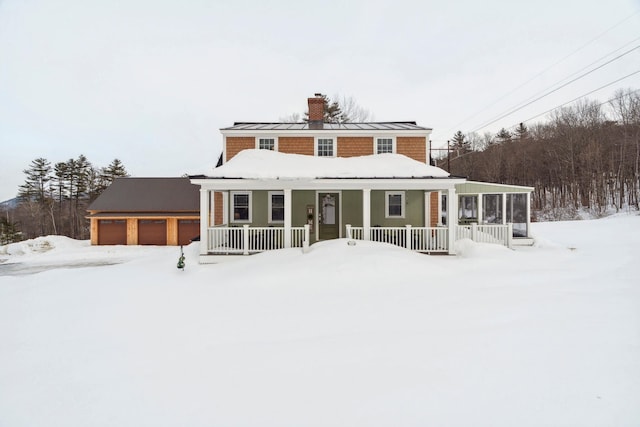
1, 0, 639, 201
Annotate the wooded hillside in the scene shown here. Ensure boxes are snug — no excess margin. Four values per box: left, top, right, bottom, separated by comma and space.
440, 89, 640, 220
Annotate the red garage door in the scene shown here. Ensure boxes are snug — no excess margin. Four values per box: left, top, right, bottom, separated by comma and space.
178, 219, 200, 245
98, 220, 127, 245
138, 220, 167, 245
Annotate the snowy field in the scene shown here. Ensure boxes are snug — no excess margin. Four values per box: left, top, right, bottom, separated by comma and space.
1, 215, 639, 427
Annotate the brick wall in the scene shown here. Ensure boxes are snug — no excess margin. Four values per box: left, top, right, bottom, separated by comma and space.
226, 137, 255, 161
279, 136, 314, 155
397, 137, 426, 163
337, 137, 374, 157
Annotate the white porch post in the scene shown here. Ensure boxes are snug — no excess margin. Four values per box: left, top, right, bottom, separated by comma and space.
284, 188, 292, 248
222, 191, 229, 225
424, 191, 431, 227
526, 193, 531, 238
477, 193, 483, 225
362, 188, 371, 241
502, 193, 507, 225
199, 188, 209, 255
447, 187, 458, 255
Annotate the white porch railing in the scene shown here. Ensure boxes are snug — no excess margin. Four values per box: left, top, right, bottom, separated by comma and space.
346, 223, 512, 252
456, 223, 513, 248
207, 225, 309, 255
346, 225, 449, 253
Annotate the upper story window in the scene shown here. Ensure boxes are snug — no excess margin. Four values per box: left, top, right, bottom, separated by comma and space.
257, 138, 276, 150
316, 138, 334, 157
376, 137, 394, 154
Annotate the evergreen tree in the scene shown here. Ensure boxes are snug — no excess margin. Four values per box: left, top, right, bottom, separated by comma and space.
303, 94, 348, 123
451, 130, 471, 154
18, 158, 52, 203
102, 158, 129, 182
515, 123, 529, 140
18, 158, 54, 236
496, 128, 512, 144
0, 217, 21, 245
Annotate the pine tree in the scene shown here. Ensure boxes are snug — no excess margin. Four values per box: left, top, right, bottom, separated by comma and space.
451, 130, 471, 155
102, 158, 129, 182
303, 94, 347, 123
515, 123, 529, 140
496, 128, 512, 144
18, 158, 52, 203
18, 158, 54, 236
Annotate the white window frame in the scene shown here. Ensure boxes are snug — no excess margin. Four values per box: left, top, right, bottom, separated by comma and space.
268, 191, 284, 224
256, 136, 278, 151
385, 191, 405, 218
375, 136, 396, 154
315, 137, 335, 157
230, 191, 252, 223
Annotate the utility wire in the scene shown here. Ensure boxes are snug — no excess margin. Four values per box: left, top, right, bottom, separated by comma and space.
446, 9, 640, 134
499, 36, 640, 121
518, 72, 640, 125
470, 45, 640, 133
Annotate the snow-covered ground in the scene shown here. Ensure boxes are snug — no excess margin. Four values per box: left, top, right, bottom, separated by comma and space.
1, 215, 639, 427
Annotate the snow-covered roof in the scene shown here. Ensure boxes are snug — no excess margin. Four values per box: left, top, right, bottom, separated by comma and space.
209, 150, 450, 179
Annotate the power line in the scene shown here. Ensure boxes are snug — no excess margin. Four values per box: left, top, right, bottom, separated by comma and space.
518, 72, 640, 125
496, 36, 640, 123
470, 45, 640, 133
446, 9, 640, 134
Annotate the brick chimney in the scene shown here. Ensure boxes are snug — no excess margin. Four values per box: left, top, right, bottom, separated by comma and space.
308, 93, 324, 129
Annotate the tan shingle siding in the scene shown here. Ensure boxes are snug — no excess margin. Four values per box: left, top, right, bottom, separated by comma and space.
337, 137, 374, 157
397, 137, 426, 163
226, 137, 255, 161
279, 137, 314, 155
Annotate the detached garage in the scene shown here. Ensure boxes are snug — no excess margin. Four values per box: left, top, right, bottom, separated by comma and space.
87, 177, 200, 246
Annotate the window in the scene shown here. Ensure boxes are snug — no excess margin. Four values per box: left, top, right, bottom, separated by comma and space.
258, 138, 275, 150
317, 138, 334, 157
385, 191, 405, 218
231, 191, 251, 222
441, 193, 447, 225
458, 195, 477, 223
269, 191, 284, 223
506, 193, 528, 237
376, 138, 394, 154
482, 194, 503, 224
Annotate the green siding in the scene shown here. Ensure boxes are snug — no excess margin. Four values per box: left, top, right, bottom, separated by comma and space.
292, 190, 316, 243
370, 190, 424, 227
456, 182, 533, 194
292, 190, 315, 227
342, 190, 363, 227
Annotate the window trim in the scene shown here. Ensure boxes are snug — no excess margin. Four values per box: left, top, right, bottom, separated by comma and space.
375, 136, 396, 154
268, 191, 284, 224
314, 136, 336, 157
255, 136, 278, 151
230, 191, 252, 223
385, 191, 405, 218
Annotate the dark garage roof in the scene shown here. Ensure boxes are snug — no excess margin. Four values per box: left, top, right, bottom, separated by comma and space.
88, 177, 199, 212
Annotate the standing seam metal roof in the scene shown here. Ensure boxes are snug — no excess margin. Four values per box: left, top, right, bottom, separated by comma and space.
221, 122, 432, 131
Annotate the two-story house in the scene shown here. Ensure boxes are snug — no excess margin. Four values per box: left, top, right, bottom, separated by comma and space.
191, 94, 533, 262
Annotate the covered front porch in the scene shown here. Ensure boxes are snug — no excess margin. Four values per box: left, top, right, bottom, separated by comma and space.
191, 176, 464, 263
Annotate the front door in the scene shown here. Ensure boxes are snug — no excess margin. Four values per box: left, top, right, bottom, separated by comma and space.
318, 192, 339, 240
